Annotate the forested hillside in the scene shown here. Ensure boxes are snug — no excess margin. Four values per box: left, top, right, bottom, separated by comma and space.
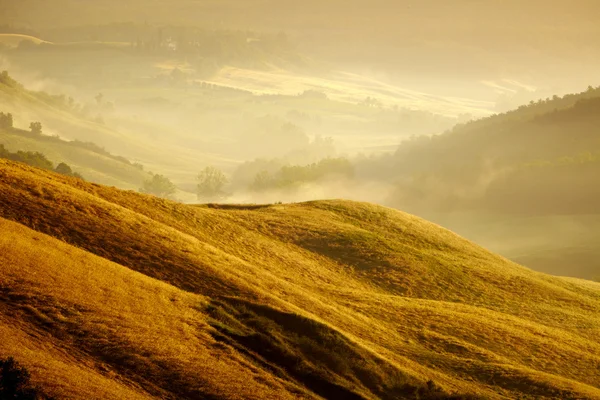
384, 86, 600, 215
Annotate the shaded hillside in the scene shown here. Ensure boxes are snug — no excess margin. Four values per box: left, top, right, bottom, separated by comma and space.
384, 86, 600, 215
1, 160, 599, 399
339, 86, 598, 281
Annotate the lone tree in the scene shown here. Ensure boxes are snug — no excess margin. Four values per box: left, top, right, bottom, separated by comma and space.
54, 162, 84, 179
196, 166, 228, 201
0, 112, 13, 129
54, 162, 73, 176
140, 173, 178, 199
29, 122, 42, 135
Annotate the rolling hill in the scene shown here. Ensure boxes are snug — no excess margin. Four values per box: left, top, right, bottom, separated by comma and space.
0, 124, 150, 190
1, 159, 599, 399
373, 86, 600, 279
5, 0, 600, 92
0, 70, 171, 163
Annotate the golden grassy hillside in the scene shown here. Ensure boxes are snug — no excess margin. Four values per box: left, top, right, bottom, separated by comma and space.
1, 159, 599, 399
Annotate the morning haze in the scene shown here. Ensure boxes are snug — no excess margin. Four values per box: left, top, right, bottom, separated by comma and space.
0, 1, 599, 399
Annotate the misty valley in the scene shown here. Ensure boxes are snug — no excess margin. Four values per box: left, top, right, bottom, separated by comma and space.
0, 1, 599, 399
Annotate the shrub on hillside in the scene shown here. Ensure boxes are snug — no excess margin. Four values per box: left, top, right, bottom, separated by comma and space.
0, 112, 13, 129
0, 357, 54, 399
140, 173, 178, 199
54, 162, 73, 175
29, 122, 42, 135
11, 150, 54, 170
54, 162, 84, 179
0, 71, 23, 89
0, 145, 84, 179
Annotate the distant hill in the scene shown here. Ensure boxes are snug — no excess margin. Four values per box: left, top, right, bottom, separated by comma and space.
386, 85, 600, 215
0, 70, 161, 160
0, 122, 149, 190
366, 86, 600, 279
4, 0, 600, 86
0, 71, 201, 195
1, 159, 599, 399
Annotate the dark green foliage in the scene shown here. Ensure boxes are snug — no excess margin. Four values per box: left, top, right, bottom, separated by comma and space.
0, 357, 53, 400
9, 150, 54, 170
140, 173, 178, 199
54, 162, 83, 179
0, 71, 23, 89
0, 112, 13, 130
0, 144, 83, 179
29, 122, 42, 135
54, 162, 73, 175
250, 157, 354, 192
378, 87, 600, 215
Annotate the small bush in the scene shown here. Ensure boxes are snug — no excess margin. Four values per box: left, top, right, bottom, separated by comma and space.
29, 122, 43, 135
0, 112, 13, 129
0, 357, 53, 399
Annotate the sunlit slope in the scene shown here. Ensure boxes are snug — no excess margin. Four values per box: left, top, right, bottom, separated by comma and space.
1, 159, 600, 399
206, 67, 493, 117
0, 218, 311, 400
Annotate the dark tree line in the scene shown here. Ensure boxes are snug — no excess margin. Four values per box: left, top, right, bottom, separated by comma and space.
377, 86, 600, 215
0, 144, 83, 179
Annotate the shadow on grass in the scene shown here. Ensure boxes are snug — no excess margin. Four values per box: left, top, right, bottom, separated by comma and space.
206, 297, 482, 400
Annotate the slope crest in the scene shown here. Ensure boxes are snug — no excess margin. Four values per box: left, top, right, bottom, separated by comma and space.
1, 160, 600, 399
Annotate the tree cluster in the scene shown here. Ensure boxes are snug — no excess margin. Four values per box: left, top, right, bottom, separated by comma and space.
377, 87, 600, 215
0, 112, 13, 129
250, 157, 354, 192
0, 144, 83, 179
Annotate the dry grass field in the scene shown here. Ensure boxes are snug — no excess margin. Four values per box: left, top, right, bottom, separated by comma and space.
1, 158, 599, 399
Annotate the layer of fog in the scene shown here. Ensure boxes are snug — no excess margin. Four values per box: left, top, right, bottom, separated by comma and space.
1, 15, 599, 280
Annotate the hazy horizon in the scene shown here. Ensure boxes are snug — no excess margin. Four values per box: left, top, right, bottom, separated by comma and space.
0, 0, 599, 280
